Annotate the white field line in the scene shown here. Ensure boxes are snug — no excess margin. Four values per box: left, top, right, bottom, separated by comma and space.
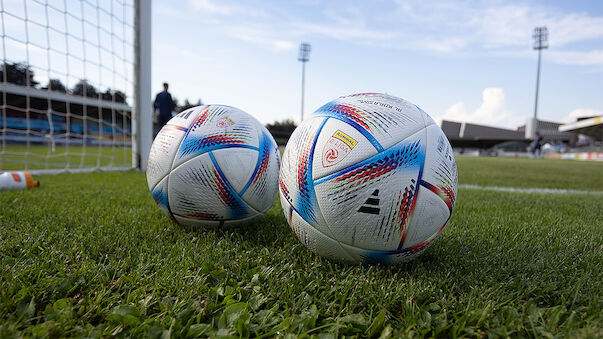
458, 184, 603, 195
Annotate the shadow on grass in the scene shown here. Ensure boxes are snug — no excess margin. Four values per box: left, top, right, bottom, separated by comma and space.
174, 206, 288, 248
370, 230, 591, 305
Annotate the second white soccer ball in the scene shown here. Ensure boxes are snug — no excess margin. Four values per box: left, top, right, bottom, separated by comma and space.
279, 93, 457, 264
147, 105, 280, 228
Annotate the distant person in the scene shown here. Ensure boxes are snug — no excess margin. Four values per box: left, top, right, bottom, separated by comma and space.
531, 131, 543, 158
154, 82, 176, 131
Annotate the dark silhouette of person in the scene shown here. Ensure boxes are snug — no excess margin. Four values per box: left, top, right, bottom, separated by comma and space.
154, 82, 176, 131
532, 131, 543, 158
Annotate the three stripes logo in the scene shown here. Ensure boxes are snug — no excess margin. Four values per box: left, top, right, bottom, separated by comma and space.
358, 189, 380, 215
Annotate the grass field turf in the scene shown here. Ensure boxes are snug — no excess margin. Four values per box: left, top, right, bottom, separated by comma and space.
0, 145, 131, 171
0, 157, 601, 337
457, 156, 603, 191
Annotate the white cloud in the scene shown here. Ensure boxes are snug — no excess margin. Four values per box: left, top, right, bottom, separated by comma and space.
322, 7, 366, 26
271, 40, 296, 51
185, 0, 602, 67
225, 25, 296, 52
420, 37, 469, 53
563, 108, 603, 123
188, 0, 234, 15
475, 8, 603, 50
188, 0, 266, 17
548, 13, 603, 47
392, 1, 603, 49
388, 0, 603, 66
291, 22, 396, 41
437, 88, 526, 129
155, 4, 185, 17
547, 50, 603, 67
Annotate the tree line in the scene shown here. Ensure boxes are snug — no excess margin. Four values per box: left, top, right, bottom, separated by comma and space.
1, 62, 209, 113
265, 119, 297, 145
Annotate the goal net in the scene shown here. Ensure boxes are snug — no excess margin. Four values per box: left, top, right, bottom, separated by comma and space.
0, 0, 150, 173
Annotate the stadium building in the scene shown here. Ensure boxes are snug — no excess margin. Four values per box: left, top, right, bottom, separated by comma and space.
1, 82, 132, 146
441, 118, 600, 158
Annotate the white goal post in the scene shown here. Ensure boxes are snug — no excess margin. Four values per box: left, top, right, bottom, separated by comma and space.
132, 0, 151, 172
0, 0, 152, 174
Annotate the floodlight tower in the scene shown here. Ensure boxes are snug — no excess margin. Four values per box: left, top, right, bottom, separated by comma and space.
298, 42, 311, 122
532, 26, 548, 135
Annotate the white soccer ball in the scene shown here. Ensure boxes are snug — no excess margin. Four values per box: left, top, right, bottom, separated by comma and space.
147, 105, 280, 228
279, 93, 457, 264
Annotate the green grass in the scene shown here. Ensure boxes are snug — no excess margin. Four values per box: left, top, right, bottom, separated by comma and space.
0, 145, 132, 171
0, 157, 601, 337
457, 156, 603, 191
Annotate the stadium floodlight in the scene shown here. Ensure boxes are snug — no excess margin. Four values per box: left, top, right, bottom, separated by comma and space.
298, 42, 311, 122
532, 26, 548, 135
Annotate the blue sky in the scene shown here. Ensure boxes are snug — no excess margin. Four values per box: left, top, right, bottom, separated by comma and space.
151, 0, 603, 128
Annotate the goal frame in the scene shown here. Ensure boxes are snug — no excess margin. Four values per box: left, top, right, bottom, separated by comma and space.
132, 0, 152, 172
0, 0, 152, 174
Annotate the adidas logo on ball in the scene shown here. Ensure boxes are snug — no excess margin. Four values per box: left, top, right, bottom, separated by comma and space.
358, 190, 380, 215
